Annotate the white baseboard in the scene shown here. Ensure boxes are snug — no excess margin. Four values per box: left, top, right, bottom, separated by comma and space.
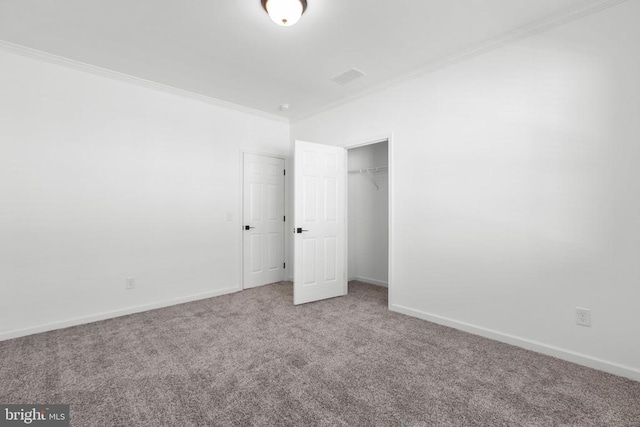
0, 286, 241, 342
391, 303, 640, 382
349, 276, 388, 288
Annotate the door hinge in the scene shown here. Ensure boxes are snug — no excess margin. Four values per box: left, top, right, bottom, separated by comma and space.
283, 262, 286, 269
283, 215, 286, 222
283, 169, 286, 176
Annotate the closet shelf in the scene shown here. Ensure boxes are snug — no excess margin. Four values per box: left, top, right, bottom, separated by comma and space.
348, 166, 388, 174
348, 166, 388, 191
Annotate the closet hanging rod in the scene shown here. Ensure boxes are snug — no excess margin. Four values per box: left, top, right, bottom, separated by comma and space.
347, 166, 389, 174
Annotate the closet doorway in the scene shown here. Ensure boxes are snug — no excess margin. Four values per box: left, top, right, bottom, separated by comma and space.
347, 139, 389, 292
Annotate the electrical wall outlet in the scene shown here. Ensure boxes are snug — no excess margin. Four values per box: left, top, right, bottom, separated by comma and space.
126, 277, 136, 290
576, 308, 591, 327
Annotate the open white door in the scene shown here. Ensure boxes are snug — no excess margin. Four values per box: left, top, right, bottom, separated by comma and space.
293, 140, 347, 305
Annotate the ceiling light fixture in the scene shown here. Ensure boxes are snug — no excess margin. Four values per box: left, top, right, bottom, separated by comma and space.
261, 0, 307, 27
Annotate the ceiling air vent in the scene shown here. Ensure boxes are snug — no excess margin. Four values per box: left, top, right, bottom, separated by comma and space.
330, 68, 366, 85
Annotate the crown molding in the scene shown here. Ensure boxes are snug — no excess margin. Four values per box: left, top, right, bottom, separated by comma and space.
0, 40, 289, 124
291, 0, 630, 122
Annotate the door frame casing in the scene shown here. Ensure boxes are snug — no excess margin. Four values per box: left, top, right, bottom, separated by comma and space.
238, 149, 287, 291
342, 133, 394, 307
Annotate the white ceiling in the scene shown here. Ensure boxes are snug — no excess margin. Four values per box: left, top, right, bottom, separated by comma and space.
0, 0, 602, 119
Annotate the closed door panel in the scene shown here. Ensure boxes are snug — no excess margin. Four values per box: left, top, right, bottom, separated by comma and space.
243, 153, 285, 289
267, 233, 280, 270
250, 183, 263, 221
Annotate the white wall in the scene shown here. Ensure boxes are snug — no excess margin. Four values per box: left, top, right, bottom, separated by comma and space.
348, 142, 388, 286
0, 48, 289, 339
292, 1, 640, 380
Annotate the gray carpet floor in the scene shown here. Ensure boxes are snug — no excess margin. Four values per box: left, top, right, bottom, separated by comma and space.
1, 281, 639, 426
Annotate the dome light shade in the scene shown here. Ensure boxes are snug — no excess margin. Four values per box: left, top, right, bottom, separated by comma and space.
261, 0, 307, 27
